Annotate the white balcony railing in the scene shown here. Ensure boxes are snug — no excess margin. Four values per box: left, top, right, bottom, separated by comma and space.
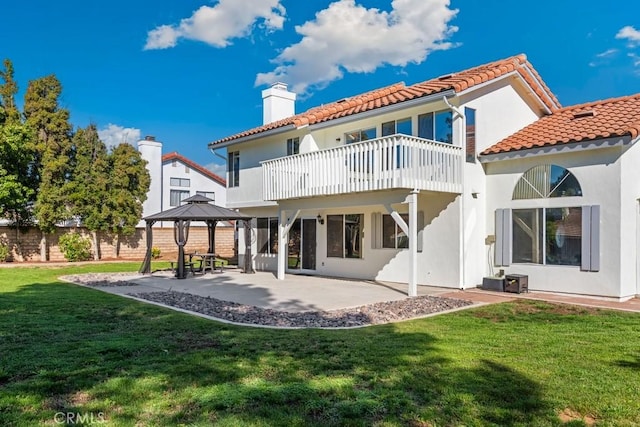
261, 135, 463, 201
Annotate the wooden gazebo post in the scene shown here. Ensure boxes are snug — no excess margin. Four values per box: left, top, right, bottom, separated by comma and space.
174, 219, 191, 279
139, 220, 156, 274
243, 219, 255, 274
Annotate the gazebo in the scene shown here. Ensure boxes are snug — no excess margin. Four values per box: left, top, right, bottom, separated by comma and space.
138, 194, 254, 279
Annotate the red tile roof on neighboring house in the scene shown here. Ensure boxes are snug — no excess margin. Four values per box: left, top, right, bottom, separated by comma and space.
210, 54, 560, 146
162, 152, 226, 186
482, 93, 640, 155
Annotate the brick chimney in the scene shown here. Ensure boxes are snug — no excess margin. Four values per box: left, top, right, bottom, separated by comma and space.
262, 82, 296, 124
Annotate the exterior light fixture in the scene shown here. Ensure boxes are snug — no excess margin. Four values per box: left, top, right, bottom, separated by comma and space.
317, 214, 324, 225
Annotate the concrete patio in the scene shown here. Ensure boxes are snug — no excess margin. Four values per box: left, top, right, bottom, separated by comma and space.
100, 267, 454, 312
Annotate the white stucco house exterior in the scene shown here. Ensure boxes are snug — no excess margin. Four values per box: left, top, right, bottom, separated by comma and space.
208, 54, 640, 301
138, 136, 227, 227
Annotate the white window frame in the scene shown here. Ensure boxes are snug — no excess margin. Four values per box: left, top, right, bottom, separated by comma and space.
286, 137, 300, 156
495, 206, 599, 271
169, 189, 190, 206
170, 177, 190, 187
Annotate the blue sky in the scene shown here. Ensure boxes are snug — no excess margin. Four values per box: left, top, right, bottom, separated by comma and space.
2, 0, 640, 176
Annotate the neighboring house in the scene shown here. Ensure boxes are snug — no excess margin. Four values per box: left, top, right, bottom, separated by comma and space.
138, 136, 227, 227
208, 54, 640, 301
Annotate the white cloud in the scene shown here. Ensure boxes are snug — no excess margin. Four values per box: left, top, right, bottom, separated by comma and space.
98, 124, 142, 149
589, 48, 619, 67
596, 48, 618, 58
255, 0, 458, 95
616, 25, 640, 46
144, 0, 286, 50
205, 162, 226, 177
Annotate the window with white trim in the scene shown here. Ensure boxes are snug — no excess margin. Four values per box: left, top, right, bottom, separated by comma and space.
287, 137, 300, 156
327, 214, 363, 258
345, 128, 376, 144
371, 212, 424, 251
256, 217, 278, 254
228, 151, 240, 187
383, 214, 409, 249
465, 107, 476, 163
418, 110, 453, 144
513, 165, 582, 199
170, 177, 190, 187
381, 118, 412, 137
170, 190, 190, 206
495, 165, 598, 271
512, 207, 582, 266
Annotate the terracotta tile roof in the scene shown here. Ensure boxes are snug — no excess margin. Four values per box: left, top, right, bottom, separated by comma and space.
162, 152, 226, 186
482, 93, 640, 155
211, 54, 560, 146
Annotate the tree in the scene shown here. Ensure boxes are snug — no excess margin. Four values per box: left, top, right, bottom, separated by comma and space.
0, 59, 20, 124
0, 122, 34, 220
68, 124, 110, 260
24, 75, 74, 260
107, 143, 150, 257
0, 60, 36, 260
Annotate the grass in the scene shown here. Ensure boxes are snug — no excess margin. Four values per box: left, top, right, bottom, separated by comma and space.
1, 264, 639, 426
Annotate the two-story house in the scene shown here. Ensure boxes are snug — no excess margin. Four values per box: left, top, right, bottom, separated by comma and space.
138, 136, 227, 227
209, 54, 640, 301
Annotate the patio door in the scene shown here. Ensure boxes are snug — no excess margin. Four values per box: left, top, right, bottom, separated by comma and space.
288, 218, 317, 271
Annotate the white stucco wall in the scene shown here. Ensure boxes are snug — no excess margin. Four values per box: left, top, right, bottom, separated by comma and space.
162, 159, 226, 210
619, 139, 640, 297
485, 145, 629, 298
458, 77, 543, 288
225, 75, 563, 290
237, 191, 462, 288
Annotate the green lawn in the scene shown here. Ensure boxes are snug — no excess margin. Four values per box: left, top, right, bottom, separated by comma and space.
1, 264, 639, 426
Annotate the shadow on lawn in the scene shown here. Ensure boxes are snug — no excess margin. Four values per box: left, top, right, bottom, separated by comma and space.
615, 353, 640, 370
0, 281, 553, 426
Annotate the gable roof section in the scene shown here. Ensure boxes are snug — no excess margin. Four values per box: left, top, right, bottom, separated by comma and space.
162, 152, 226, 186
210, 54, 560, 147
481, 93, 640, 155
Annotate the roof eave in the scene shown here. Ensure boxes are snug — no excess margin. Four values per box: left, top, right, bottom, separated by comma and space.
479, 135, 634, 163
456, 71, 553, 115
208, 124, 297, 150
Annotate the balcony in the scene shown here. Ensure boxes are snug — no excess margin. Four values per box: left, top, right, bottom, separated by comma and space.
261, 135, 463, 201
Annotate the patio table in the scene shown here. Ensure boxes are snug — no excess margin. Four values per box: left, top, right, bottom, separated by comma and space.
189, 253, 222, 274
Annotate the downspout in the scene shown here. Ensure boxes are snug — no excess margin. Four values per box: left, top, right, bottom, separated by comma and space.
210, 147, 228, 163
443, 96, 466, 290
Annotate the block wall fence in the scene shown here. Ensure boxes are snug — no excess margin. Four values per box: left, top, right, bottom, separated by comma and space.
0, 226, 236, 262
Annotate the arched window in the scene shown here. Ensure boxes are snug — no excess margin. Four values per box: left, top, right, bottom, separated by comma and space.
512, 165, 582, 200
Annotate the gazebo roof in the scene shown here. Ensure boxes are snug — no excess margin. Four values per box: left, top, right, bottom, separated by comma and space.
143, 195, 251, 222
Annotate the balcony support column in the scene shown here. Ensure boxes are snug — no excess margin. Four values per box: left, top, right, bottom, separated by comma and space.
385, 189, 419, 297
277, 209, 300, 280
407, 190, 419, 297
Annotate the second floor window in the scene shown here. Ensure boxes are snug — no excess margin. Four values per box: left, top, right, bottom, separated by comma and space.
381, 117, 412, 137
170, 177, 190, 187
465, 107, 476, 163
287, 137, 300, 156
345, 128, 376, 144
228, 151, 240, 187
418, 110, 453, 144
